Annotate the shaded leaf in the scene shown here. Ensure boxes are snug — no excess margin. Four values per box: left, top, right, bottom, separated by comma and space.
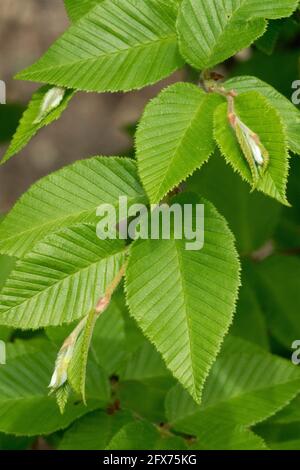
255, 20, 283, 55
190, 423, 268, 450
59, 410, 134, 449
118, 341, 174, 422
165, 336, 300, 433
0, 346, 108, 435
256, 396, 300, 450
230, 268, 269, 349
248, 256, 300, 349
106, 420, 187, 450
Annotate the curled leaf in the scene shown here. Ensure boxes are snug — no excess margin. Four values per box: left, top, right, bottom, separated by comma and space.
49, 262, 128, 411
34, 86, 66, 124
214, 91, 290, 205
49, 316, 87, 393
231, 115, 269, 190
55, 383, 71, 414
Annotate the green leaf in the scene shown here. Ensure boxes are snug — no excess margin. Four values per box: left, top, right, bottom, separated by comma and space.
0, 326, 12, 342
257, 424, 300, 449
16, 0, 184, 93
64, 0, 183, 23
186, 154, 281, 254
6, 337, 51, 360
214, 91, 290, 205
106, 421, 158, 450
68, 309, 99, 402
46, 322, 76, 346
0, 434, 34, 451
118, 341, 174, 423
255, 397, 300, 450
224, 76, 300, 155
0, 157, 145, 257
0, 104, 25, 144
64, 0, 104, 21
46, 288, 130, 376
0, 252, 16, 346
119, 379, 173, 424
106, 420, 187, 450
177, 0, 298, 70
0, 433, 32, 450
0, 224, 126, 329
117, 334, 175, 422
255, 20, 283, 55
0, 254, 15, 291
59, 410, 134, 449
266, 396, 300, 425
154, 434, 188, 451
259, 425, 300, 450
165, 337, 300, 433
190, 423, 268, 450
0, 347, 108, 435
125, 198, 240, 402
230, 274, 269, 350
92, 293, 127, 375
2, 86, 74, 164
136, 83, 223, 203
120, 341, 170, 383
248, 256, 300, 349
274, 156, 300, 250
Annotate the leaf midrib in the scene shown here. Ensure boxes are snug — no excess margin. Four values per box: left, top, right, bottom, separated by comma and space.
173, 240, 197, 399
0, 194, 146, 247
19, 35, 178, 76
0, 247, 126, 317
172, 374, 300, 426
204, 7, 264, 66
152, 92, 209, 202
